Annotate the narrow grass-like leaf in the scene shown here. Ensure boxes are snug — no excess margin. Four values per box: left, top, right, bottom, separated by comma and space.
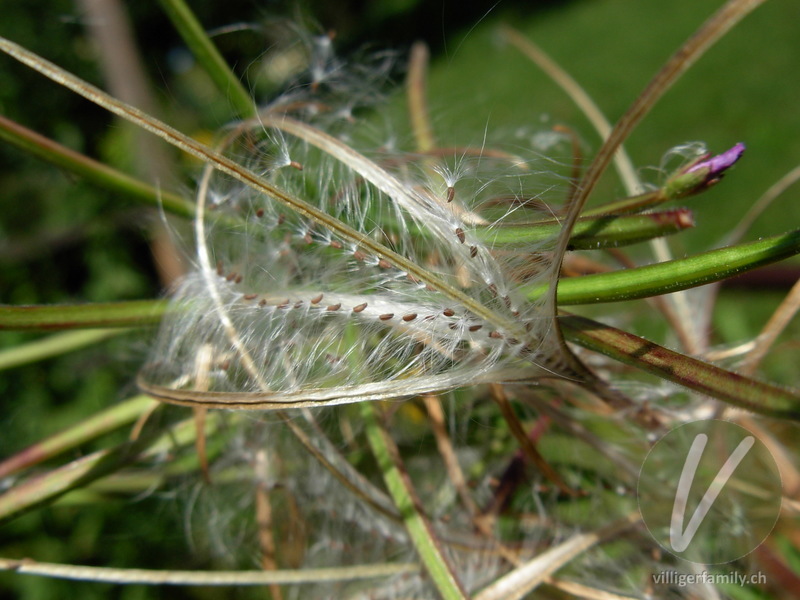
0, 411, 220, 523
0, 395, 156, 479
157, 0, 254, 119
0, 329, 124, 371
560, 314, 800, 419
0, 114, 193, 218
0, 300, 167, 330
528, 229, 800, 305
361, 402, 467, 600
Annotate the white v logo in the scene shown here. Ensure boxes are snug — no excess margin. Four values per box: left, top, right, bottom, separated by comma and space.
670, 433, 755, 552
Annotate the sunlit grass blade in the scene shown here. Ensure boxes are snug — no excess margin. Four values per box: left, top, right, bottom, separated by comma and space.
361, 401, 468, 600
0, 395, 156, 479
560, 314, 800, 419
0, 411, 221, 523
0, 329, 124, 370
157, 0, 254, 119
0, 114, 193, 218
527, 229, 800, 305
0, 300, 167, 330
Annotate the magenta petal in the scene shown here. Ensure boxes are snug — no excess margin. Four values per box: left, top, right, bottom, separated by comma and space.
686, 142, 745, 176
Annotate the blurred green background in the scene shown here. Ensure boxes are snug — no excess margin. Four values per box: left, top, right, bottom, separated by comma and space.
1, 0, 798, 598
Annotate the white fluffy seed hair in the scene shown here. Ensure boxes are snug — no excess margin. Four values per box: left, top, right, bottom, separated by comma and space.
139, 34, 574, 409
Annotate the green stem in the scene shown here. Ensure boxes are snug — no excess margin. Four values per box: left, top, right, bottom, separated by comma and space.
483, 209, 693, 250
581, 190, 667, 216
157, 0, 254, 119
527, 229, 800, 305
0, 300, 168, 330
561, 314, 800, 419
360, 402, 467, 600
0, 114, 193, 218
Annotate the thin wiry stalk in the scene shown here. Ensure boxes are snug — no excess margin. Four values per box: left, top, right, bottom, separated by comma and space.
728, 164, 800, 245
407, 41, 435, 153
740, 277, 800, 376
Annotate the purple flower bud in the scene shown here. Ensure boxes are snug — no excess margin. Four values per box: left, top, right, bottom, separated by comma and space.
685, 142, 745, 178
664, 143, 745, 199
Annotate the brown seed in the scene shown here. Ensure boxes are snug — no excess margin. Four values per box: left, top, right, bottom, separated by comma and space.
378, 259, 392, 269
277, 300, 290, 309
446, 186, 455, 203
327, 303, 342, 311
255, 208, 265, 218
443, 308, 455, 317
243, 293, 258, 301
216, 260, 224, 276
402, 313, 417, 322
353, 250, 367, 261
470, 246, 478, 258
352, 302, 368, 313
259, 299, 267, 307
289, 160, 303, 170
304, 232, 313, 244
234, 275, 243, 284
506, 337, 520, 345
468, 324, 483, 332
330, 240, 342, 249
489, 330, 503, 339
293, 301, 304, 309
310, 293, 324, 304
448, 323, 458, 330
379, 313, 394, 321
455, 228, 465, 243
277, 214, 286, 225
226, 272, 236, 281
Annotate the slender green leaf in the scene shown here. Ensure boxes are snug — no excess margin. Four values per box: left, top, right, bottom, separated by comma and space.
561, 313, 800, 419
157, 0, 254, 119
527, 229, 800, 305
361, 402, 467, 600
0, 395, 156, 479
0, 329, 124, 370
0, 114, 193, 218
